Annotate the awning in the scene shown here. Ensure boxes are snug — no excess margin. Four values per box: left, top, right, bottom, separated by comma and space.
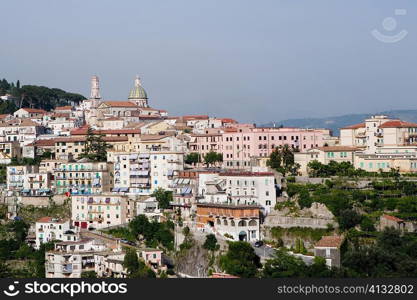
119, 187, 129, 192
112, 188, 120, 192
22, 189, 30, 193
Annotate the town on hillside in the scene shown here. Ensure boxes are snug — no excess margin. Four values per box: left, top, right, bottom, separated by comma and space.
0, 75, 416, 278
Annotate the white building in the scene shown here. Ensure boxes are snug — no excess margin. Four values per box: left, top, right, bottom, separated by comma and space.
71, 194, 132, 230
45, 238, 108, 278
35, 217, 78, 249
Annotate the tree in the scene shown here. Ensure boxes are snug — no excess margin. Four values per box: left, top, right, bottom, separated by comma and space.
262, 249, 306, 277
203, 151, 223, 167
185, 152, 200, 165
360, 216, 376, 232
81, 271, 97, 278
267, 145, 299, 176
338, 209, 362, 230
219, 241, 261, 278
123, 248, 140, 276
79, 127, 112, 162
203, 234, 219, 251
151, 188, 172, 210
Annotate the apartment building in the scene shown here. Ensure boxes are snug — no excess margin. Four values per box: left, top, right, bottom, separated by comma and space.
0, 118, 45, 146
54, 136, 129, 161
222, 127, 330, 168
71, 194, 132, 230
295, 146, 358, 175
0, 141, 21, 164
107, 151, 151, 195
218, 172, 277, 214
53, 159, 113, 195
150, 152, 184, 192
45, 238, 108, 278
7, 165, 40, 195
35, 217, 77, 249
13, 107, 47, 120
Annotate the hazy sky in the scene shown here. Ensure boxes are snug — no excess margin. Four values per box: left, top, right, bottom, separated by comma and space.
2, 0, 417, 123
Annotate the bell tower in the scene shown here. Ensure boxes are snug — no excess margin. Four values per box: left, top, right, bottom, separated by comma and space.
90, 75, 101, 100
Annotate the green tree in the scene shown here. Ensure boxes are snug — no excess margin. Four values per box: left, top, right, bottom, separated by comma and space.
203, 234, 219, 251
151, 188, 172, 210
123, 248, 140, 276
203, 151, 223, 167
360, 216, 376, 232
81, 271, 97, 278
262, 249, 306, 278
219, 241, 261, 278
79, 127, 112, 161
185, 152, 200, 165
338, 209, 362, 230
267, 145, 299, 176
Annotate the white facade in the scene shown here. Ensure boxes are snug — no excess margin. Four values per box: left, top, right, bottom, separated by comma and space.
71, 194, 132, 230
35, 218, 77, 249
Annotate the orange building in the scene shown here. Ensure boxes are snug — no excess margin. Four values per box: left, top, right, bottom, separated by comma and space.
196, 203, 260, 241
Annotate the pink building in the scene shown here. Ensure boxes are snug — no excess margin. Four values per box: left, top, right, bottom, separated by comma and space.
188, 125, 331, 168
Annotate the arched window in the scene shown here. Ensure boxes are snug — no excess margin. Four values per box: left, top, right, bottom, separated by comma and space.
230, 220, 235, 226
249, 220, 257, 227
216, 218, 221, 225
223, 219, 228, 226
238, 220, 246, 227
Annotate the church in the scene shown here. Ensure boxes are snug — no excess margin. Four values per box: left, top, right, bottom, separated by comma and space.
79, 75, 166, 127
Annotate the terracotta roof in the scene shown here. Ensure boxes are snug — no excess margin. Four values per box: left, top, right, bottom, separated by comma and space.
379, 120, 417, 128
0, 114, 11, 119
341, 123, 366, 129
315, 236, 344, 248
221, 118, 237, 124
315, 146, 358, 152
28, 139, 56, 147
140, 134, 172, 141
70, 127, 140, 135
55, 136, 128, 143
102, 101, 138, 107
183, 115, 209, 120
37, 217, 68, 224
55, 106, 73, 111
20, 108, 47, 114
381, 214, 404, 223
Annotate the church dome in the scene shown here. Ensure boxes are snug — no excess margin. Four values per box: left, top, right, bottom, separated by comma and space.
128, 76, 148, 99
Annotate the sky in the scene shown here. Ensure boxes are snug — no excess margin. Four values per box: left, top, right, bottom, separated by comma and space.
1, 0, 417, 124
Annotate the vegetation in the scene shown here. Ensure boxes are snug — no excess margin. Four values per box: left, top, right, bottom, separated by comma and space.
79, 127, 112, 162
0, 219, 54, 278
123, 247, 156, 278
342, 228, 417, 277
184, 152, 200, 165
0, 78, 85, 113
307, 160, 401, 178
151, 188, 173, 210
128, 215, 174, 250
203, 151, 223, 167
203, 234, 219, 251
219, 241, 261, 278
267, 145, 300, 176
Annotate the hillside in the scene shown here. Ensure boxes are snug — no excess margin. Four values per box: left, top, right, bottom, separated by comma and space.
0, 77, 86, 114
261, 110, 417, 136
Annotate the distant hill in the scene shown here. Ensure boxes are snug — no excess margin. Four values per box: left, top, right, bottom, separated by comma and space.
261, 110, 417, 136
